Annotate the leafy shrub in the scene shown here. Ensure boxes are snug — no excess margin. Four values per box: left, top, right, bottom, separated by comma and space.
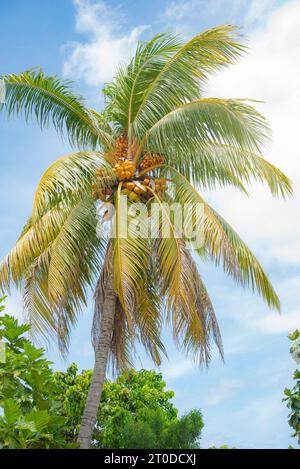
284, 330, 300, 445
53, 366, 204, 448
0, 298, 74, 448
0, 299, 204, 449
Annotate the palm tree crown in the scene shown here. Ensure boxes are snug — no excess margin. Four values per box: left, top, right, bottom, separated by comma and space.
0, 26, 292, 370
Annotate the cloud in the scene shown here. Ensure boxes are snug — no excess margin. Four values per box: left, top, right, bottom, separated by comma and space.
1, 292, 23, 321
162, 359, 194, 379
215, 272, 300, 335
254, 310, 300, 334
204, 378, 243, 406
161, 0, 228, 35
205, 0, 300, 264
161, 0, 282, 36
62, 0, 149, 86
245, 0, 280, 26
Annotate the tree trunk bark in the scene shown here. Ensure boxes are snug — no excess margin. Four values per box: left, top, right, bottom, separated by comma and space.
77, 268, 116, 449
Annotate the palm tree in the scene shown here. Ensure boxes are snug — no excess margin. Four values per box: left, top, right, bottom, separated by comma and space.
0, 26, 292, 448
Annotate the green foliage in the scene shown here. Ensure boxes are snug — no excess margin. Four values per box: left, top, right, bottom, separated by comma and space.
53, 367, 187, 448
0, 301, 74, 448
1, 69, 113, 149
0, 308, 203, 449
52, 364, 93, 443
121, 409, 203, 449
283, 331, 300, 445
53, 365, 204, 448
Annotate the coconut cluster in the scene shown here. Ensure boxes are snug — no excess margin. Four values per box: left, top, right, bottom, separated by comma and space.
92, 135, 168, 203
112, 160, 136, 180
140, 153, 164, 171
121, 177, 167, 203
113, 134, 129, 159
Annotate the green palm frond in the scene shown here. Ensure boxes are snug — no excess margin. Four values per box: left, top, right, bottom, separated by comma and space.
160, 142, 292, 197
133, 25, 245, 136
103, 34, 181, 131
211, 210, 280, 309
24, 245, 97, 355
1, 69, 114, 148
147, 98, 271, 160
23, 248, 57, 345
168, 168, 280, 310
32, 151, 114, 217
92, 245, 134, 371
0, 203, 73, 291
47, 196, 102, 306
93, 243, 166, 370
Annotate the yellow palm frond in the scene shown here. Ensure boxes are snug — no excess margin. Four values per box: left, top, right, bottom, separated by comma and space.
112, 185, 150, 330
47, 197, 102, 306
32, 151, 115, 218
168, 168, 280, 310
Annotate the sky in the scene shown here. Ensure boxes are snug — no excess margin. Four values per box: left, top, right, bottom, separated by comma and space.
0, 0, 300, 449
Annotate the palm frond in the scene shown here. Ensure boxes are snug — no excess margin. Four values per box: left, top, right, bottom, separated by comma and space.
32, 151, 114, 217
93, 245, 165, 371
167, 168, 280, 309
23, 248, 57, 345
0, 203, 73, 291
211, 210, 280, 309
147, 98, 271, 161
133, 25, 245, 136
112, 185, 150, 330
103, 34, 181, 132
148, 192, 222, 364
135, 276, 167, 366
1, 69, 114, 148
148, 188, 201, 325
180, 255, 223, 365
47, 196, 102, 306
159, 142, 292, 197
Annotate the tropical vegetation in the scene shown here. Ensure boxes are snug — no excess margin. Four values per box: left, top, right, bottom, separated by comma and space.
0, 303, 203, 449
0, 25, 292, 448
0, 299, 72, 449
284, 330, 300, 445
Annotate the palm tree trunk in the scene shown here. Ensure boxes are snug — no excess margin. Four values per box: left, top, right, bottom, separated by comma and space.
78, 268, 116, 449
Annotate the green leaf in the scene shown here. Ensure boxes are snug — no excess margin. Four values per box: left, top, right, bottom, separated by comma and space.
3, 399, 21, 425
289, 330, 300, 341
1, 69, 114, 149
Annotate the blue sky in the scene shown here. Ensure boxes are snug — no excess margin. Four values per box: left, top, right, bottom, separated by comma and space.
1, 0, 300, 448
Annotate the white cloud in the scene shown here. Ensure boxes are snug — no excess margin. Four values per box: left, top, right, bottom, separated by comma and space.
245, 0, 279, 25
204, 378, 243, 406
254, 310, 300, 334
161, 0, 282, 35
1, 292, 23, 321
216, 273, 300, 334
62, 0, 149, 86
162, 359, 194, 379
206, 0, 300, 264
161, 0, 227, 35
233, 393, 286, 444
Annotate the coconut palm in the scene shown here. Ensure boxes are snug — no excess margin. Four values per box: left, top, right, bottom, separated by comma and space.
0, 26, 292, 448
